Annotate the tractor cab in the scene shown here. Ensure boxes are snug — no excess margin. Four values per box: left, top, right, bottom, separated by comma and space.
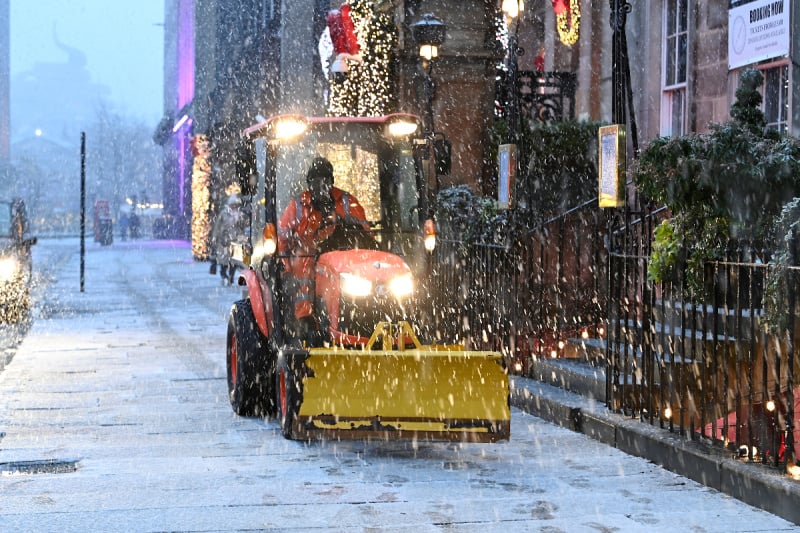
234, 114, 433, 346
240, 114, 429, 265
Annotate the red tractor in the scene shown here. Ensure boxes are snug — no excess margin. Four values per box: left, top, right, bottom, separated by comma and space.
226, 114, 510, 442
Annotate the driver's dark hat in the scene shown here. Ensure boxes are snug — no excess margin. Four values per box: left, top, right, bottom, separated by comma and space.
306, 157, 334, 183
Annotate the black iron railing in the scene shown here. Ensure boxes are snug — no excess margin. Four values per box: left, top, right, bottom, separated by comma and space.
429, 200, 798, 474
608, 236, 797, 472
496, 70, 577, 125
428, 198, 607, 372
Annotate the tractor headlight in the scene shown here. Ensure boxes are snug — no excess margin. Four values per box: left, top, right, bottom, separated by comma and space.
262, 223, 277, 255
0, 256, 18, 282
386, 119, 418, 137
271, 115, 308, 142
340, 273, 372, 297
385, 115, 420, 137
423, 219, 437, 252
388, 274, 413, 298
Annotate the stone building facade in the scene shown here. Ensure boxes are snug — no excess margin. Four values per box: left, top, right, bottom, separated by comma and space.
158, 1, 800, 238
511, 1, 799, 159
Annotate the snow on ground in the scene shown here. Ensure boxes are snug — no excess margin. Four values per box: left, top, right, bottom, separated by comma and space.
0, 238, 796, 532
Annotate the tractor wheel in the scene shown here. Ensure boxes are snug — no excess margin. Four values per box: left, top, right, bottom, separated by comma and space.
226, 300, 276, 417
276, 356, 300, 439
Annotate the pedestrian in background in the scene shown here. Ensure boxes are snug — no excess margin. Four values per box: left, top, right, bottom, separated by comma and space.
210, 193, 246, 285
119, 212, 129, 241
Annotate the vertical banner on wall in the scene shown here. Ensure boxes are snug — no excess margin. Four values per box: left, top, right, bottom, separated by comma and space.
498, 144, 516, 210
598, 125, 626, 208
728, 0, 790, 69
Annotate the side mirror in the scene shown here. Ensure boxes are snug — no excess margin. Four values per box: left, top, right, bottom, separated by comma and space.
235, 141, 257, 196
412, 136, 451, 176
434, 136, 451, 176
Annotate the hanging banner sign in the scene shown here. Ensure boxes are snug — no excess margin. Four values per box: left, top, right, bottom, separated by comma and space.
728, 0, 790, 69
497, 144, 516, 210
598, 125, 625, 208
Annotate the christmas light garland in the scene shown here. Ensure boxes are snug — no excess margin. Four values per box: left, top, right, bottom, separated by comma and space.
190, 135, 212, 260
552, 0, 580, 46
327, 1, 396, 117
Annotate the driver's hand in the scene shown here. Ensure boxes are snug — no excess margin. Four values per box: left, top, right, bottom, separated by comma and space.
342, 214, 363, 226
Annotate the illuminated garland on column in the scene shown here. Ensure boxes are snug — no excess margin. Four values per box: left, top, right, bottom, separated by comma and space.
190, 134, 212, 260
328, 1, 396, 117
552, 0, 580, 46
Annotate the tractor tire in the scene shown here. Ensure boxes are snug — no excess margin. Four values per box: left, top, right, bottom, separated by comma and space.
276, 354, 300, 439
226, 300, 276, 417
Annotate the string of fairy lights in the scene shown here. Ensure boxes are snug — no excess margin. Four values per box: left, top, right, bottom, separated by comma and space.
190, 135, 212, 260
327, 1, 396, 117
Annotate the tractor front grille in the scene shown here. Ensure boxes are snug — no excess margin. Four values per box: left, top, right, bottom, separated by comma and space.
337, 297, 411, 338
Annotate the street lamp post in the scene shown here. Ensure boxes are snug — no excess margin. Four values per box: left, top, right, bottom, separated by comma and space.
411, 13, 446, 146
502, 1, 523, 146
411, 13, 447, 203
498, 1, 524, 211
609, 0, 638, 155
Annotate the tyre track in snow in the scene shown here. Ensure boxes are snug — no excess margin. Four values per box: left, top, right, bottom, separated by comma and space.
111, 243, 231, 379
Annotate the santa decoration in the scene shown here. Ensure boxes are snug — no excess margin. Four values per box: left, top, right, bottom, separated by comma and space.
326, 3, 363, 81
551, 0, 567, 15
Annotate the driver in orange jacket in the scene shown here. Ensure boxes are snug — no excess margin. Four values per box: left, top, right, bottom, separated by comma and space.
278, 157, 368, 339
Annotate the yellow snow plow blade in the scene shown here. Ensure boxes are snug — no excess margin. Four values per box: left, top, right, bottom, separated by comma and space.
294, 322, 510, 442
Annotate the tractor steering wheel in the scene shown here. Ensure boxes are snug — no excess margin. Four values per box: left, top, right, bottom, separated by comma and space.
315, 216, 378, 253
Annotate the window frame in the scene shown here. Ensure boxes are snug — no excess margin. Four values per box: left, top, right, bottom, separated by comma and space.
660, 0, 689, 136
757, 60, 790, 134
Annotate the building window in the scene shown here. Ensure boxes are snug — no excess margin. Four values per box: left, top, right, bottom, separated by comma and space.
661, 0, 688, 136
760, 63, 789, 134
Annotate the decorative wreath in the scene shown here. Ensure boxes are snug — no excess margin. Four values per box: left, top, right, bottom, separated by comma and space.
551, 0, 580, 46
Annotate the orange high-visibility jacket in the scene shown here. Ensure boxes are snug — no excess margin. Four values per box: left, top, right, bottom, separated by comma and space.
278, 187, 367, 319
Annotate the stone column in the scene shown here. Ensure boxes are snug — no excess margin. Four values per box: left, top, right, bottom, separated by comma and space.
400, 0, 501, 192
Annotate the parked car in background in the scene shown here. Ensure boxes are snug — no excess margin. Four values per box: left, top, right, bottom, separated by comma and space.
0, 199, 37, 322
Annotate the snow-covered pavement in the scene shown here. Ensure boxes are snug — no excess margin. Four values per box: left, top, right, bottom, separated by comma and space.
0, 238, 796, 532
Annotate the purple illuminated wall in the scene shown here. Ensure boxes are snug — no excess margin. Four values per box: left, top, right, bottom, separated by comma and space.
177, 0, 194, 109
175, 0, 194, 218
